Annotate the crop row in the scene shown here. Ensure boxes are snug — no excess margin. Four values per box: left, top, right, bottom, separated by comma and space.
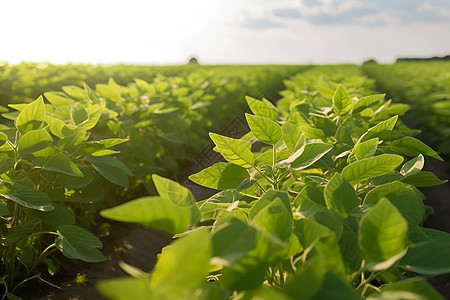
363, 61, 450, 158
0, 64, 306, 298
98, 66, 450, 299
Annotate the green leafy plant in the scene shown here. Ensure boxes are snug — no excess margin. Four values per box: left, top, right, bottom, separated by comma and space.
0, 91, 131, 298
98, 80, 449, 299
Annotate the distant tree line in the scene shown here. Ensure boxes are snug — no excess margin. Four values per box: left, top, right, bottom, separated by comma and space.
396, 55, 450, 62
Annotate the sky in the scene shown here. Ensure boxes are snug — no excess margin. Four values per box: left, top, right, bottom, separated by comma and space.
1, 0, 450, 65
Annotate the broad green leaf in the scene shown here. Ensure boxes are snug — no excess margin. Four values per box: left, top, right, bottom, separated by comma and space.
57, 127, 87, 151
358, 198, 408, 261
33, 152, 83, 177
402, 171, 447, 187
299, 124, 325, 139
16, 96, 45, 134
245, 113, 282, 144
0, 202, 9, 216
152, 174, 200, 224
245, 96, 277, 121
55, 225, 105, 262
249, 189, 291, 220
45, 115, 68, 139
333, 85, 352, 116
189, 162, 249, 190
400, 155, 424, 176
0, 156, 15, 174
100, 196, 191, 235
311, 272, 359, 300
81, 107, 102, 130
391, 136, 443, 161
152, 174, 195, 207
83, 82, 100, 103
18, 129, 53, 157
364, 181, 424, 227
85, 155, 133, 188
379, 277, 445, 300
2, 221, 39, 246
30, 204, 75, 227
209, 133, 254, 168
324, 173, 359, 218
44, 91, 75, 106
71, 103, 89, 125
410, 227, 450, 248
352, 94, 385, 114
212, 218, 258, 265
284, 256, 326, 300
58, 167, 94, 189
62, 85, 86, 99
399, 241, 450, 276
295, 218, 346, 279
151, 227, 211, 296
252, 198, 292, 242
283, 142, 333, 170
342, 154, 404, 184
98, 277, 153, 300
282, 122, 302, 152
361, 115, 398, 142
353, 138, 379, 160
0, 132, 7, 148
1, 185, 54, 211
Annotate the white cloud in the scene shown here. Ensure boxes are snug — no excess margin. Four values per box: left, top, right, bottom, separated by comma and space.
418, 2, 450, 19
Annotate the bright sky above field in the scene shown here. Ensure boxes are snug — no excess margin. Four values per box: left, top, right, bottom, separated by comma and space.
1, 0, 450, 65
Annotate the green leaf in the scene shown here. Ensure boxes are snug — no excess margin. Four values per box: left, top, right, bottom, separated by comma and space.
209, 133, 254, 168
333, 85, 352, 116
45, 115, 68, 139
400, 155, 424, 176
30, 204, 75, 227
0, 132, 7, 148
44, 91, 75, 106
62, 85, 86, 99
15, 96, 46, 134
352, 94, 385, 114
71, 103, 89, 125
379, 277, 445, 300
364, 181, 424, 227
245, 96, 277, 121
152, 174, 195, 207
284, 256, 326, 300
249, 189, 291, 220
342, 154, 404, 185
361, 115, 398, 142
402, 171, 447, 187
399, 241, 450, 276
283, 142, 333, 170
391, 137, 443, 161
100, 196, 191, 235
98, 277, 153, 300
311, 272, 359, 300
353, 138, 379, 160
212, 218, 258, 266
58, 167, 94, 189
150, 227, 211, 296
1, 185, 54, 211
0, 202, 9, 216
252, 198, 292, 242
324, 173, 359, 218
282, 122, 302, 152
55, 225, 106, 262
0, 156, 15, 174
245, 113, 282, 144
33, 151, 83, 177
152, 174, 200, 224
188, 162, 249, 190
2, 221, 39, 246
85, 155, 132, 187
18, 129, 53, 157
358, 198, 408, 261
